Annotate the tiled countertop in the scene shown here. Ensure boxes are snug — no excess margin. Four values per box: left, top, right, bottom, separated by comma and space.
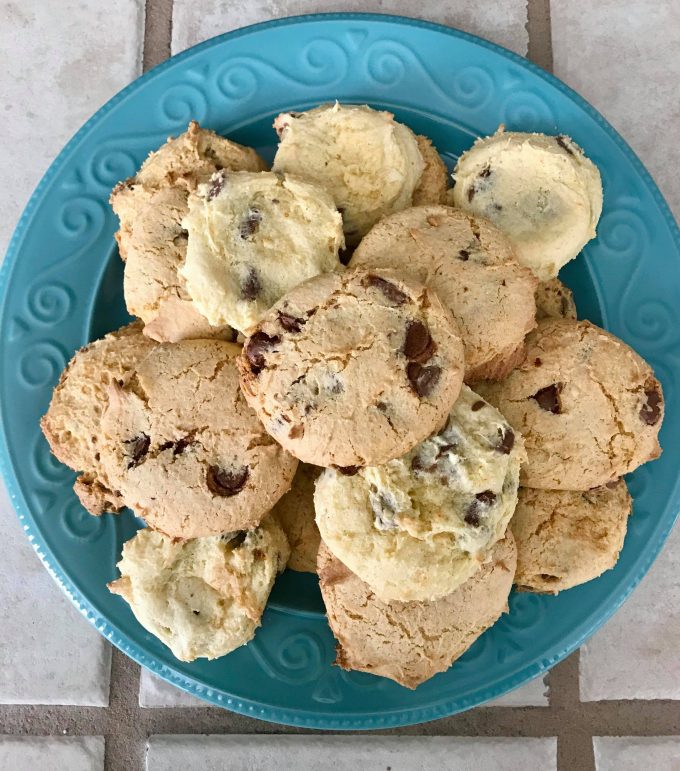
1, 1, 679, 770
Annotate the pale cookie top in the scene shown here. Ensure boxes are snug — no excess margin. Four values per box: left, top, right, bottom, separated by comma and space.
181, 171, 344, 333
351, 205, 538, 382
512, 481, 631, 594
111, 122, 266, 342
476, 319, 663, 490
271, 463, 321, 573
273, 103, 425, 244
314, 385, 525, 602
535, 278, 577, 321
318, 534, 516, 689
238, 268, 465, 468
452, 130, 603, 280
40, 322, 156, 516
100, 339, 298, 539
108, 517, 290, 662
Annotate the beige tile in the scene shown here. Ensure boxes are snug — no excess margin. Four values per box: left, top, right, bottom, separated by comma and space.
172, 0, 528, 56
0, 736, 104, 771
552, 1, 680, 218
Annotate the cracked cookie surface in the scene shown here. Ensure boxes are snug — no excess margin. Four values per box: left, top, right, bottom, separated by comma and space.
314, 385, 525, 602
271, 463, 321, 573
272, 103, 428, 244
100, 339, 298, 538
318, 534, 516, 688
452, 129, 602, 280
238, 268, 465, 468
476, 319, 663, 490
108, 516, 289, 661
40, 322, 156, 515
111, 121, 267, 342
512, 481, 631, 594
181, 171, 344, 333
351, 205, 537, 382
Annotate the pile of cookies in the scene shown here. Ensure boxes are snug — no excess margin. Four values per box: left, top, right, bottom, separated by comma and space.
41, 103, 664, 688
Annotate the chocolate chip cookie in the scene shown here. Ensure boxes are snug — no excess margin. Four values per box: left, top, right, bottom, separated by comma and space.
535, 278, 577, 320
314, 385, 525, 602
111, 121, 267, 342
41, 322, 156, 515
318, 534, 516, 688
109, 516, 289, 661
512, 481, 632, 594
238, 268, 465, 468
351, 205, 537, 382
100, 339, 298, 538
476, 319, 663, 489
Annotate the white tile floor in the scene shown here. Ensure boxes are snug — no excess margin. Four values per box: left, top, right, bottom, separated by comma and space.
171, 0, 528, 56
0, 736, 105, 771
593, 737, 680, 771
146, 736, 558, 770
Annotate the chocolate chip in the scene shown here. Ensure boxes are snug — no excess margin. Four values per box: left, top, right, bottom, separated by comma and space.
208, 172, 225, 200
471, 400, 485, 411
192, 610, 200, 615
640, 386, 662, 425
173, 433, 195, 455
467, 186, 476, 203
239, 207, 262, 239
241, 267, 261, 301
492, 203, 503, 212
436, 442, 457, 458
338, 247, 352, 266
475, 490, 497, 506
556, 135, 575, 156
245, 331, 280, 374
229, 531, 248, 547
464, 506, 480, 527
335, 465, 360, 476
404, 321, 437, 363
125, 434, 150, 468
288, 424, 304, 439
271, 198, 280, 204
479, 165, 492, 179
411, 455, 424, 471
407, 363, 441, 397
534, 357, 542, 366
376, 401, 388, 412
365, 274, 408, 305
458, 249, 470, 261
206, 465, 249, 497
496, 427, 515, 454
278, 312, 305, 333
531, 383, 563, 414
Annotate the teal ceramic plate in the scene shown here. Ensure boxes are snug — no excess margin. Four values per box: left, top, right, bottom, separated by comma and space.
1, 14, 679, 728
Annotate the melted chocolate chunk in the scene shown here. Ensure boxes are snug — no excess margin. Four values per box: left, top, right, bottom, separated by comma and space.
471, 400, 485, 411
278, 312, 305, 333
159, 433, 195, 456
365, 274, 408, 305
206, 465, 249, 497
407, 363, 441, 397
335, 465, 360, 476
531, 383, 564, 414
241, 267, 261, 301
125, 434, 150, 468
479, 165, 492, 179
475, 490, 497, 506
496, 427, 515, 455
239, 207, 262, 239
556, 135, 575, 156
208, 172, 226, 200
640, 386, 662, 425
245, 331, 280, 374
376, 401, 388, 412
464, 506, 480, 527
403, 320, 437, 363
458, 249, 470, 261
534, 357, 543, 366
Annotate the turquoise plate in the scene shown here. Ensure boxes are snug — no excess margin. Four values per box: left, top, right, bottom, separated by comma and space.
1, 14, 679, 728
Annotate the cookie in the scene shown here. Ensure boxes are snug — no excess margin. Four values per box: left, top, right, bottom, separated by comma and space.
451, 129, 603, 280
412, 135, 449, 206
40, 322, 156, 515
181, 171, 344, 333
271, 463, 321, 573
111, 121, 267, 342
238, 268, 465, 468
512, 481, 632, 593
318, 534, 516, 688
314, 385, 525, 602
100, 339, 298, 538
273, 103, 429, 245
108, 517, 290, 662
351, 205, 537, 382
476, 319, 663, 490
535, 278, 577, 321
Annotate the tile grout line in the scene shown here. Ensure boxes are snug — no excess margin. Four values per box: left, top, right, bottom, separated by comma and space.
526, 0, 554, 71
143, 0, 174, 71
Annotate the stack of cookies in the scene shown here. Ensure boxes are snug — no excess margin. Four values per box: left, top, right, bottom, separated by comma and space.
41, 103, 664, 689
